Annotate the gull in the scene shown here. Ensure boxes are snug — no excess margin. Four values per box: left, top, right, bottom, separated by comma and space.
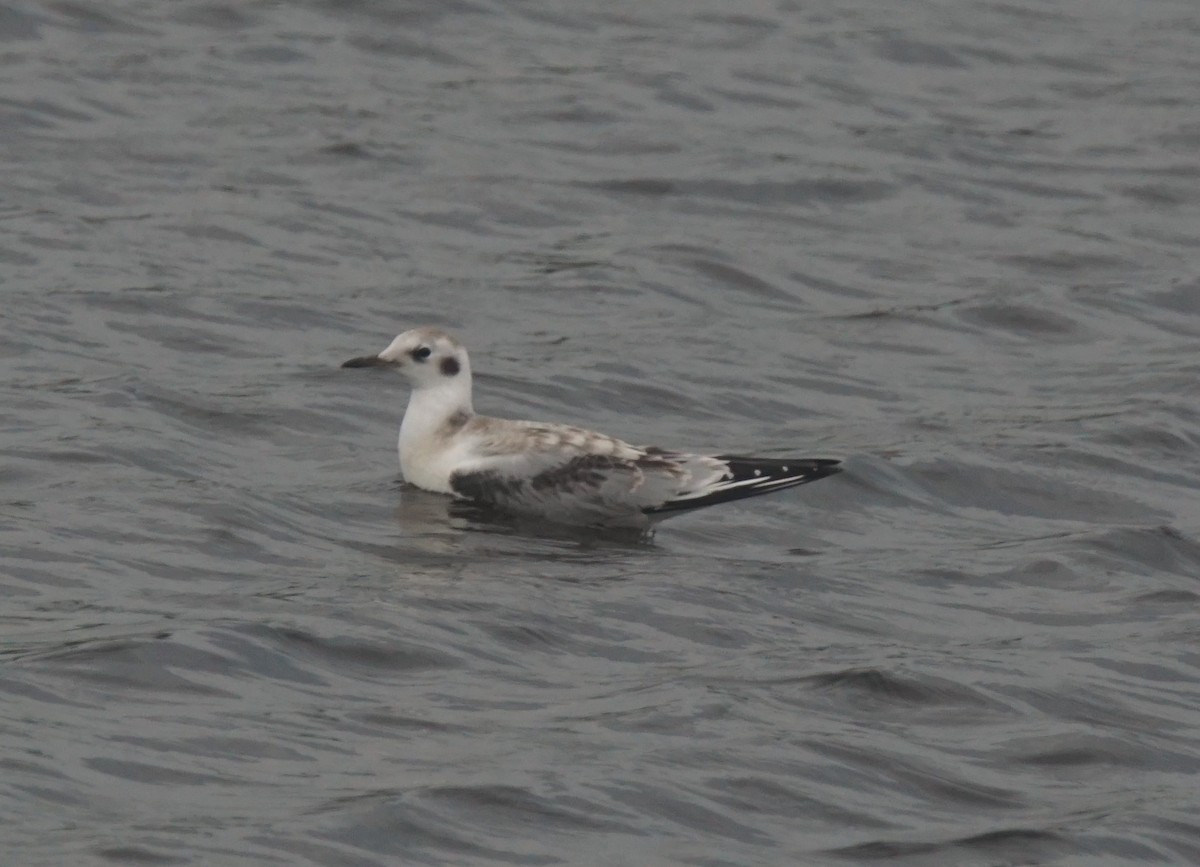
342, 327, 841, 527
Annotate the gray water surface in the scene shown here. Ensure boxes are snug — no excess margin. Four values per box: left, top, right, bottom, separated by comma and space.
3, 1, 1200, 865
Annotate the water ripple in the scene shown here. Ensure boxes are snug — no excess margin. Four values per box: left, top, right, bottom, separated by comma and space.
3, 0, 1200, 864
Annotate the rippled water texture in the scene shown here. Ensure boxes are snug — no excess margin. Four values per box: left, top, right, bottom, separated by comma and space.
4, 1, 1200, 864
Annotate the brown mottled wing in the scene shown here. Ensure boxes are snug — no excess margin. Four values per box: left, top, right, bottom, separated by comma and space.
447, 418, 841, 525
446, 419, 719, 525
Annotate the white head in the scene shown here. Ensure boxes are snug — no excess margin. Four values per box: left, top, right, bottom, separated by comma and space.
342, 327, 473, 409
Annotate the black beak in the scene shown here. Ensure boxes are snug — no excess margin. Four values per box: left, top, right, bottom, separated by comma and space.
341, 355, 396, 369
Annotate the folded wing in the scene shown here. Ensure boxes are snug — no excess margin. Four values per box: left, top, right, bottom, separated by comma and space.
445, 418, 840, 526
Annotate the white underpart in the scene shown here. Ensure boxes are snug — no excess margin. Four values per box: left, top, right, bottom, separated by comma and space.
397, 372, 474, 493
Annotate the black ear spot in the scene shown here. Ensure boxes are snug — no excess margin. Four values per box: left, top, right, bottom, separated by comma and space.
440, 356, 460, 376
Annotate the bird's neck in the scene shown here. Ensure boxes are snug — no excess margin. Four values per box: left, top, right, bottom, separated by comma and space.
399, 375, 474, 448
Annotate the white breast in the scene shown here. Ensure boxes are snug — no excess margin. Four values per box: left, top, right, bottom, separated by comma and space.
401, 425, 491, 494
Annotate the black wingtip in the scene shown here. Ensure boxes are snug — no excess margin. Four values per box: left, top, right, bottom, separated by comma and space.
645, 456, 842, 515
716, 455, 842, 481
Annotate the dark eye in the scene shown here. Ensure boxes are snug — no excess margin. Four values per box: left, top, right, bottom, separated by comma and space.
411, 346, 432, 361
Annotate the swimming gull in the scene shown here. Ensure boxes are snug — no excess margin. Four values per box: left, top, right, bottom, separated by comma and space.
342, 327, 841, 527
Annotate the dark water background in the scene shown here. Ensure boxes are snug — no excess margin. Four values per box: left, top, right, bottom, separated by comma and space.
4, 1, 1200, 864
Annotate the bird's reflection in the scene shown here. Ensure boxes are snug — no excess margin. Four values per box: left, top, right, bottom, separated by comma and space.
389, 482, 656, 553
